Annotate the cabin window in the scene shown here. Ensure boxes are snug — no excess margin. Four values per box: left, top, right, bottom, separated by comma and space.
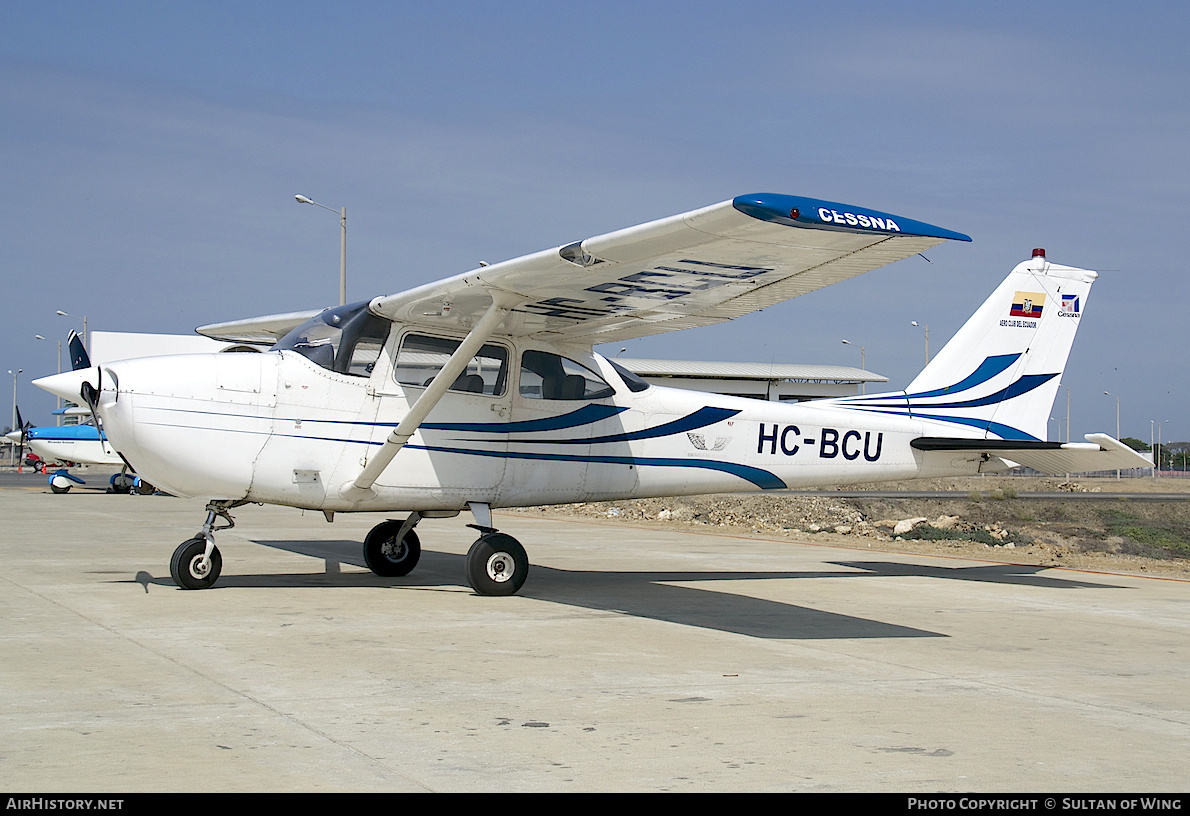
273, 302, 391, 378
394, 334, 509, 396
519, 350, 615, 400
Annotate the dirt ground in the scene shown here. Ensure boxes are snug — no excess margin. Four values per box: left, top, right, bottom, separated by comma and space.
509, 476, 1190, 580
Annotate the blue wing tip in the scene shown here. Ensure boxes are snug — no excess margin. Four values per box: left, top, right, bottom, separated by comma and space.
733, 193, 971, 242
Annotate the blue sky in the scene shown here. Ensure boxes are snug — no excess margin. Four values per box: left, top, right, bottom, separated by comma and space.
3, 2, 1187, 444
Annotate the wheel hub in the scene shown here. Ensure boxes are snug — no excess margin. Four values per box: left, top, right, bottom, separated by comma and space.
382, 538, 407, 562
188, 555, 211, 579
485, 553, 515, 583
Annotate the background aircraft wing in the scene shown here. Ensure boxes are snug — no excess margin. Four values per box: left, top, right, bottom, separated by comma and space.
370, 193, 970, 345
196, 308, 323, 344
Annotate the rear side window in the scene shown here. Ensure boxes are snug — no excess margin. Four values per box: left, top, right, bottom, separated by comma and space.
607, 359, 651, 393
394, 334, 508, 396
519, 350, 615, 400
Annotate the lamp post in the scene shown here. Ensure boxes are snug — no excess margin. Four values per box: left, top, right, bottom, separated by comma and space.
295, 195, 347, 306
35, 335, 62, 425
1157, 419, 1168, 478
1105, 391, 1120, 479
1064, 385, 1071, 444
910, 321, 929, 365
842, 339, 866, 394
56, 310, 87, 350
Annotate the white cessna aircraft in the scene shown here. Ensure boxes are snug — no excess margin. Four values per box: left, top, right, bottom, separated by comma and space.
35, 193, 1147, 594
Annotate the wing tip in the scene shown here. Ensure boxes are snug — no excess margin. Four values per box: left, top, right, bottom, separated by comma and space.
733, 193, 972, 242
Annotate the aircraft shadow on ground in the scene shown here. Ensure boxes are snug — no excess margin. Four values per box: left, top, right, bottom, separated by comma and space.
127, 539, 1124, 640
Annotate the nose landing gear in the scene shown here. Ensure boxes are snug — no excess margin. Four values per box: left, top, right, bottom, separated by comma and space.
169, 500, 247, 590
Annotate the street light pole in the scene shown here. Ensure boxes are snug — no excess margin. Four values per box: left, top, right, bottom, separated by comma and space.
911, 321, 929, 365
1157, 420, 1168, 478
56, 311, 88, 350
35, 335, 62, 425
842, 339, 866, 394
1105, 391, 1120, 479
295, 195, 347, 306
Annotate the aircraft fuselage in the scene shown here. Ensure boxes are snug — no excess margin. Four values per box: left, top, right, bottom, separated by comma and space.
89, 334, 978, 512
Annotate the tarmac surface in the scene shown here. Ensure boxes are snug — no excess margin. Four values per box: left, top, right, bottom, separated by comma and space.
2, 473, 1189, 792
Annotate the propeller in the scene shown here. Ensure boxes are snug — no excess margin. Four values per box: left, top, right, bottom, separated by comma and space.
78, 368, 110, 450
14, 406, 32, 472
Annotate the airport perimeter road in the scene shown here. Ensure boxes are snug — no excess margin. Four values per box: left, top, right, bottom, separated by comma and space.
1, 488, 1188, 792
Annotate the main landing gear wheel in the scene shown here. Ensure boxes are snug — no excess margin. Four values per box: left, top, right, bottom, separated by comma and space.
50, 478, 71, 494
465, 532, 528, 597
170, 537, 223, 590
363, 521, 422, 577
109, 472, 135, 494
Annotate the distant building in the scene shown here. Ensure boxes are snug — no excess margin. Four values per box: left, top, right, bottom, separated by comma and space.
88, 331, 252, 363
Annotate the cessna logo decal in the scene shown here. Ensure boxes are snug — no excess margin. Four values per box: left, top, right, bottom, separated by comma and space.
816, 208, 901, 232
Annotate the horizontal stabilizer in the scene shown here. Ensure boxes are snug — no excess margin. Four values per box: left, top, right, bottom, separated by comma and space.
911, 434, 1151, 475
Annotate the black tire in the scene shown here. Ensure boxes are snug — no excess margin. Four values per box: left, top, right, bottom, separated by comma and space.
110, 473, 134, 494
135, 480, 155, 496
465, 532, 528, 596
170, 537, 222, 590
50, 481, 71, 494
363, 521, 421, 577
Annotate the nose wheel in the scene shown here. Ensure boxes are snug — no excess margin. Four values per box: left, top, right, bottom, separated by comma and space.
168, 500, 244, 589
170, 537, 223, 590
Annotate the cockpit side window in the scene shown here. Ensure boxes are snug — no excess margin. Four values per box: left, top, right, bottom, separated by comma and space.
394, 334, 509, 396
273, 301, 391, 378
519, 350, 615, 400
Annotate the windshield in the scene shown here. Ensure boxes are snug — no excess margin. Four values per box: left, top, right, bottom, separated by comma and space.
273, 301, 391, 377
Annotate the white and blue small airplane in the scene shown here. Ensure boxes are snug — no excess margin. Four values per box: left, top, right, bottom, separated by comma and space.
34, 193, 1148, 593
9, 417, 159, 494
8, 333, 153, 493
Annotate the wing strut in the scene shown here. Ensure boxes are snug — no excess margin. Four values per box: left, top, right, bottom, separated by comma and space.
339, 296, 515, 502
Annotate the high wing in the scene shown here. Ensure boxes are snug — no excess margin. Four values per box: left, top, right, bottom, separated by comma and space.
370, 193, 970, 345
197, 193, 969, 346
197, 309, 322, 345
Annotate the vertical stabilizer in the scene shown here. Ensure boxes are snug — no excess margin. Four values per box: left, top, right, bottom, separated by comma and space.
68, 330, 91, 371
901, 251, 1096, 441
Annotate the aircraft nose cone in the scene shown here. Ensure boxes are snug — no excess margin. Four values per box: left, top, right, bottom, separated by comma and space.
33, 366, 101, 404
